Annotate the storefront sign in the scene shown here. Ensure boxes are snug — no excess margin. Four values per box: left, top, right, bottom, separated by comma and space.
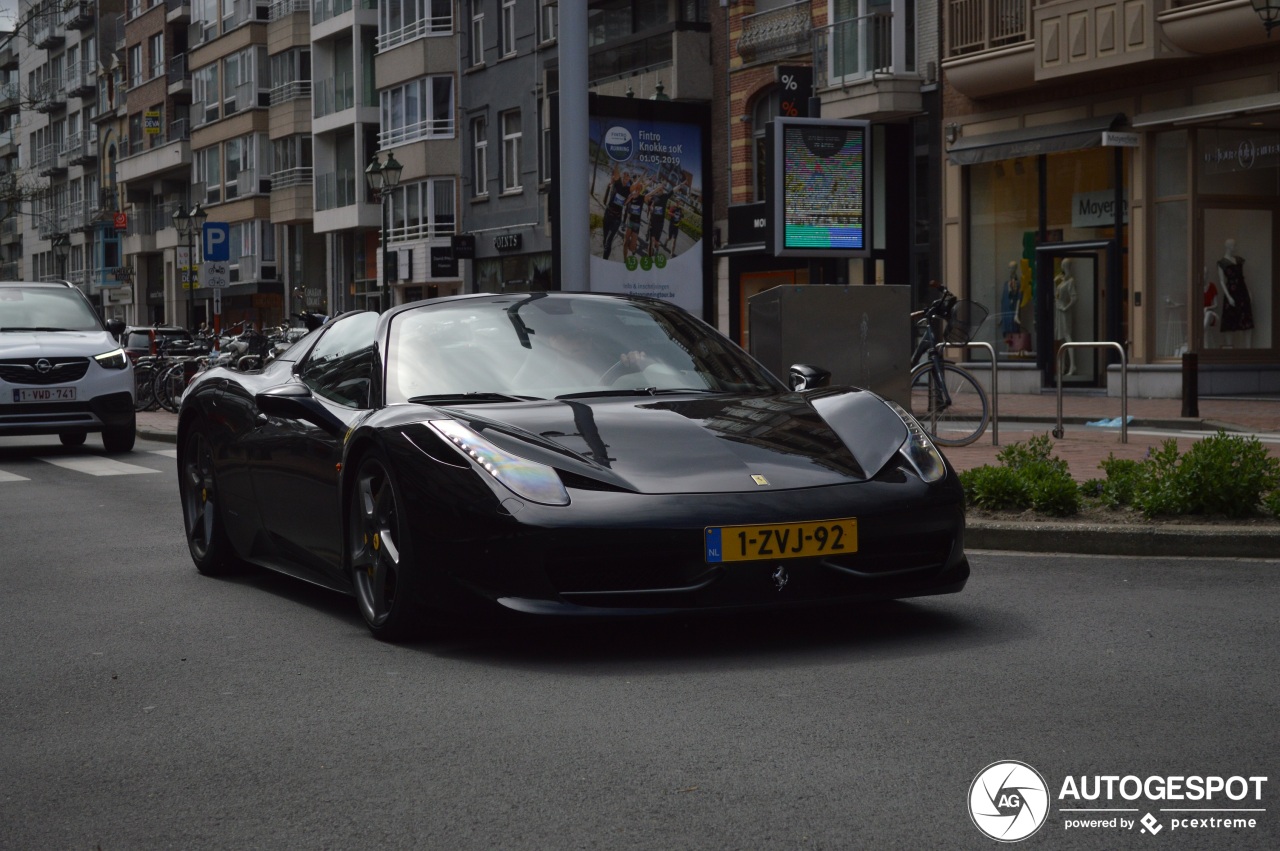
431, 246, 457, 278
1102, 131, 1138, 148
494, 233, 522, 251
1072, 190, 1129, 228
451, 234, 476, 259
1201, 133, 1280, 174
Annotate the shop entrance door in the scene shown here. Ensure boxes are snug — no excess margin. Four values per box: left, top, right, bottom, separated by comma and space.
1036, 242, 1114, 388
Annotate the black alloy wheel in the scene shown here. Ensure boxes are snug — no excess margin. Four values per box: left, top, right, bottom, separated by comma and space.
349, 451, 424, 640
180, 424, 236, 575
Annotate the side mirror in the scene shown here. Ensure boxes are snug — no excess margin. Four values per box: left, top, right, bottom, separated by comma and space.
105, 318, 125, 337
789, 364, 831, 391
255, 383, 348, 436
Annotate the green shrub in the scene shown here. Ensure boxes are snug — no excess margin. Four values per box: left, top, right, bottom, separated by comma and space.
959, 465, 1028, 511
1264, 490, 1280, 518
1128, 433, 1280, 518
1092, 454, 1142, 508
1024, 461, 1081, 516
996, 433, 1057, 471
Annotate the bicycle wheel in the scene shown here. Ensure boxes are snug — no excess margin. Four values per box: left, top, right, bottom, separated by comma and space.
909, 361, 989, 447
133, 364, 157, 411
154, 361, 189, 413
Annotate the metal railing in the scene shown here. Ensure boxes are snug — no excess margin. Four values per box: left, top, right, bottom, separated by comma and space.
945, 0, 1028, 58
938, 341, 1000, 445
269, 80, 312, 106
1054, 342, 1129, 444
313, 71, 355, 118
376, 8, 454, 51
269, 0, 309, 21
270, 166, 313, 190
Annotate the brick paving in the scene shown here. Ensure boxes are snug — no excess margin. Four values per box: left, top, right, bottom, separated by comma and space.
138, 392, 1280, 483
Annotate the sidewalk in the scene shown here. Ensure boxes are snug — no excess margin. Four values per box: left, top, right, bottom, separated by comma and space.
137, 393, 1280, 558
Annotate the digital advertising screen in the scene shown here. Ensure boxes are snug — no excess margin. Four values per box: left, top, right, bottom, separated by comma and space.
769, 118, 870, 257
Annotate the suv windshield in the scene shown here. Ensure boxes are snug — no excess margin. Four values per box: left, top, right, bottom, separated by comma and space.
0, 286, 102, 332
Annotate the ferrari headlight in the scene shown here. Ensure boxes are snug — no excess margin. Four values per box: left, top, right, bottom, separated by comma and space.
429, 419, 570, 506
885, 401, 946, 483
93, 348, 129, 370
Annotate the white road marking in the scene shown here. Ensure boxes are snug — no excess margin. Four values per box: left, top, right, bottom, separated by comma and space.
0, 469, 30, 482
36, 456, 162, 476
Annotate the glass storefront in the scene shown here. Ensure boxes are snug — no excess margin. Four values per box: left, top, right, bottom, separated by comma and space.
965, 146, 1128, 385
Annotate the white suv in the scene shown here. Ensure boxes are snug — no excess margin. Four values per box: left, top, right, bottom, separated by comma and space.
0, 281, 136, 452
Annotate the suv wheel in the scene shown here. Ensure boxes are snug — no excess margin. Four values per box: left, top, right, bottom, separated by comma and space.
102, 416, 136, 453
59, 431, 87, 448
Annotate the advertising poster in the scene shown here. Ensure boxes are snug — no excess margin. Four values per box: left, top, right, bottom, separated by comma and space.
588, 97, 707, 315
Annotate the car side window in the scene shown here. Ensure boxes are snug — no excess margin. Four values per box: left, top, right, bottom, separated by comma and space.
299, 312, 380, 409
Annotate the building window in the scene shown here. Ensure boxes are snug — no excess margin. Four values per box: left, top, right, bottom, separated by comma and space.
129, 45, 142, 88
539, 0, 557, 43
537, 96, 551, 184
388, 178, 457, 241
501, 110, 522, 193
378, 0, 454, 50
471, 115, 488, 198
379, 76, 455, 147
149, 34, 164, 80
195, 146, 222, 204
501, 0, 516, 56
470, 1, 484, 66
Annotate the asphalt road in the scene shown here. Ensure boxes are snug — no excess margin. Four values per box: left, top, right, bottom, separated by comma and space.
1, 436, 1277, 850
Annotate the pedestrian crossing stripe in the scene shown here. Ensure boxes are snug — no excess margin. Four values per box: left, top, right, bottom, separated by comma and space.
0, 469, 28, 482
35, 456, 161, 476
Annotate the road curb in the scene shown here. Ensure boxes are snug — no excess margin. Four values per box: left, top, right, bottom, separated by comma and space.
138, 428, 178, 445
967, 519, 1280, 558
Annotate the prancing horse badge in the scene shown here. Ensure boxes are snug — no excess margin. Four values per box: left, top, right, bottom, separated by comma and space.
772, 566, 789, 591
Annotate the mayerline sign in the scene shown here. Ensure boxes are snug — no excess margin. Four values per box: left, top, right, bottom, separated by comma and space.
1072, 189, 1129, 228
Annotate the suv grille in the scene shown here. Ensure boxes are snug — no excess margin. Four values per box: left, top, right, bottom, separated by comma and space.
0, 357, 91, 385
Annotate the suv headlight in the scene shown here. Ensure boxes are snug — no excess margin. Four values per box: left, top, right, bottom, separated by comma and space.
429, 419, 570, 506
94, 348, 130, 370
884, 400, 946, 483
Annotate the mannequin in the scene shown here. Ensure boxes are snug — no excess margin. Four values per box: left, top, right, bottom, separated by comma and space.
1217, 238, 1254, 348
1054, 258, 1077, 375
1002, 261, 1020, 337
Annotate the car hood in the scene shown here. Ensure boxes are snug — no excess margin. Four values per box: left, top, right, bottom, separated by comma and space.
0, 330, 118, 358
435, 388, 908, 494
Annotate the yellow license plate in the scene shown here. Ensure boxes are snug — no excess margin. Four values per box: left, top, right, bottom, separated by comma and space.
704, 518, 858, 563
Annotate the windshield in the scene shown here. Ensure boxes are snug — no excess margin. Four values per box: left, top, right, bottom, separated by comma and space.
386, 293, 783, 403
0, 286, 103, 332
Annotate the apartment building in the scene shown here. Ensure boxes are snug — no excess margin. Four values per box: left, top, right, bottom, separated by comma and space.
19, 0, 123, 313
0, 28, 22, 281
940, 0, 1280, 396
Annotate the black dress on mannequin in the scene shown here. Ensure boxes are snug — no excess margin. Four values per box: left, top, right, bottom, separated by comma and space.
1217, 256, 1255, 333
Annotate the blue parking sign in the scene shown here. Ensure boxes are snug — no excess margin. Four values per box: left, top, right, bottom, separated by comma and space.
203, 222, 230, 262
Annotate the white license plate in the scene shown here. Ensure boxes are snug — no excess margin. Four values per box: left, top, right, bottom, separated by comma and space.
13, 387, 76, 402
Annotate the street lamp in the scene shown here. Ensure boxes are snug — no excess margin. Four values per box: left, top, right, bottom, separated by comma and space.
174, 203, 207, 331
1252, 0, 1280, 36
365, 151, 403, 311
51, 233, 71, 284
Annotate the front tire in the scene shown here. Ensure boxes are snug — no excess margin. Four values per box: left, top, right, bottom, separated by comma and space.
909, 362, 989, 447
59, 431, 87, 448
348, 451, 428, 641
102, 415, 136, 453
180, 423, 237, 575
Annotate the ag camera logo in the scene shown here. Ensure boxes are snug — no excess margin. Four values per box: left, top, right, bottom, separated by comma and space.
969, 761, 1050, 842
603, 126, 634, 162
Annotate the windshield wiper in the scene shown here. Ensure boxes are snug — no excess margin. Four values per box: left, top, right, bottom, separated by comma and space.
408, 392, 544, 404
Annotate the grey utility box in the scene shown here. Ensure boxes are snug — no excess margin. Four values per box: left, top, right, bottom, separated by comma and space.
748, 285, 911, 407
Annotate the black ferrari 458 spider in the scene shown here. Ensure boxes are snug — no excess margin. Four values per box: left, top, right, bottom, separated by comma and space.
177, 291, 967, 640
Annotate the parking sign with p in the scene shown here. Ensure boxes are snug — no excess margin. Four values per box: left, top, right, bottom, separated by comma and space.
203, 222, 230, 262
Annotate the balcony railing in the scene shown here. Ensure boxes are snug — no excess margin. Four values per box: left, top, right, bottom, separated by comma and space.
170, 117, 190, 140
376, 5, 453, 51
313, 71, 355, 118
814, 11, 913, 87
737, 0, 811, 65
945, 0, 1028, 58
312, 0, 353, 26
314, 169, 359, 210
271, 166, 313, 190
270, 80, 312, 106
377, 114, 455, 148
232, 0, 271, 28
269, 0, 309, 21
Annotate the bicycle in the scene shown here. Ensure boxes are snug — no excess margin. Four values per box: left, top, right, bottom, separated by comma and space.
908, 281, 991, 447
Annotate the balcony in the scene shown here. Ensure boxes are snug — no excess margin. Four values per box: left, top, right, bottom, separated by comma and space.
34, 77, 67, 113
166, 0, 191, 24
942, 0, 1271, 100
231, 0, 272, 28
269, 0, 309, 20
0, 128, 15, 158
63, 0, 96, 30
313, 71, 355, 119
1, 218, 19, 246
737, 0, 811, 65
0, 39, 16, 71
66, 59, 97, 98
168, 54, 192, 97
67, 131, 99, 166
0, 81, 19, 115
225, 167, 272, 200
270, 80, 312, 106
117, 135, 192, 184
37, 143, 68, 177
376, 1, 453, 51
813, 7, 922, 121
35, 12, 65, 49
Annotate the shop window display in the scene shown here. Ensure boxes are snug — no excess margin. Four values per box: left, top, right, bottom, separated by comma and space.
1202, 210, 1271, 350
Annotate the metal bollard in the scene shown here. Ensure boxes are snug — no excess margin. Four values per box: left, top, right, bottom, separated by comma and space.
1181, 352, 1199, 418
